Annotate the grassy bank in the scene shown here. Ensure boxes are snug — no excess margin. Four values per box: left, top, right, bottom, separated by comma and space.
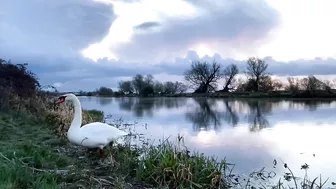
0, 97, 236, 188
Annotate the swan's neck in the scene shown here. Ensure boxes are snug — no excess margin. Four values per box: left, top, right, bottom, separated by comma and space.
69, 98, 82, 132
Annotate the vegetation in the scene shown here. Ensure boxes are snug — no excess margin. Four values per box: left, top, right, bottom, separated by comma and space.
75, 57, 336, 98
1, 58, 334, 188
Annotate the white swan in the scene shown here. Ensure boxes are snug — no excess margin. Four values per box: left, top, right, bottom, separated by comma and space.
57, 93, 128, 158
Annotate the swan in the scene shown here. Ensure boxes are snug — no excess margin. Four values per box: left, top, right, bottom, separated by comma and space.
57, 93, 128, 158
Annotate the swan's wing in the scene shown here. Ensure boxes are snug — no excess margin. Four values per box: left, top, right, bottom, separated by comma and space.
81, 122, 128, 139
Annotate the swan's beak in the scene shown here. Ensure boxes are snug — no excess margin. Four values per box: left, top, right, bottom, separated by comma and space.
57, 98, 64, 104
57, 96, 66, 104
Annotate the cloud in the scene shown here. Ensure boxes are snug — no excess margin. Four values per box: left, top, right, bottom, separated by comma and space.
0, 0, 115, 58
134, 21, 161, 30
2, 0, 336, 92
111, 0, 280, 62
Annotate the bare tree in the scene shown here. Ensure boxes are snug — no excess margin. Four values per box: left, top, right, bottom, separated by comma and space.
332, 79, 336, 89
286, 77, 300, 91
174, 81, 188, 94
132, 74, 144, 94
222, 64, 239, 92
300, 75, 324, 92
272, 79, 284, 91
184, 60, 222, 93
323, 79, 333, 91
246, 57, 268, 92
118, 80, 134, 94
153, 81, 164, 94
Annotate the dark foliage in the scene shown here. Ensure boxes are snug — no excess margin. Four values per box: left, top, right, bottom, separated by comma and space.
0, 59, 40, 97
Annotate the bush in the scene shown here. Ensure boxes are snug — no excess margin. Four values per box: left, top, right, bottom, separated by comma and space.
0, 59, 40, 97
0, 59, 52, 113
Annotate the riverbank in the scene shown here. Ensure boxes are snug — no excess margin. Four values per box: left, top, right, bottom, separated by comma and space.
0, 106, 236, 188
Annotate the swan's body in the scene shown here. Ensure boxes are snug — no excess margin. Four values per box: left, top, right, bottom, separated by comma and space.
57, 93, 128, 157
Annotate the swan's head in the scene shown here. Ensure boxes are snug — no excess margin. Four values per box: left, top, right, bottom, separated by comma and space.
57, 93, 77, 104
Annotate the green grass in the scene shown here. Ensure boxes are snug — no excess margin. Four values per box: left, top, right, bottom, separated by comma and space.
0, 113, 69, 189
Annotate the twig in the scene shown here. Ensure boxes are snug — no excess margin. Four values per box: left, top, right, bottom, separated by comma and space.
0, 152, 14, 164
90, 176, 114, 185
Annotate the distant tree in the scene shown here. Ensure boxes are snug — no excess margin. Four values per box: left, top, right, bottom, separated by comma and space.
162, 81, 188, 94
222, 64, 239, 92
299, 75, 325, 93
118, 80, 134, 94
184, 60, 222, 93
174, 81, 188, 94
131, 74, 154, 95
286, 77, 300, 91
163, 81, 175, 94
332, 79, 336, 89
132, 74, 144, 94
323, 79, 333, 91
272, 79, 284, 91
141, 85, 154, 97
144, 74, 154, 86
153, 81, 164, 94
97, 86, 114, 96
236, 79, 255, 92
246, 57, 268, 92
258, 76, 274, 92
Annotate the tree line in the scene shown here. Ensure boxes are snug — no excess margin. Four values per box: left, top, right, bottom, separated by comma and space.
81, 74, 188, 97
115, 57, 336, 97
2, 56, 334, 98
82, 57, 336, 97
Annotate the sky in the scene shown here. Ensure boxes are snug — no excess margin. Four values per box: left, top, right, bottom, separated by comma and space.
1, 0, 336, 92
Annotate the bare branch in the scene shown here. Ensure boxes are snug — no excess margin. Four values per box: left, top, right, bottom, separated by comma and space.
222, 64, 239, 92
184, 60, 223, 93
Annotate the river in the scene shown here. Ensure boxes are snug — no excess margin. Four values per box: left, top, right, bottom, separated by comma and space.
78, 96, 336, 187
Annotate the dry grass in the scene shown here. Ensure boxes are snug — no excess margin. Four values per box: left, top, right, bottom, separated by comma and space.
44, 102, 104, 138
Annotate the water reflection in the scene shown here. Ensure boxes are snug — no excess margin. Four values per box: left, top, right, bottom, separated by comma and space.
116, 97, 187, 118
185, 98, 222, 131
290, 99, 334, 111
113, 97, 336, 132
97, 97, 113, 106
222, 100, 239, 127
78, 96, 336, 187
117, 97, 155, 117
245, 100, 271, 132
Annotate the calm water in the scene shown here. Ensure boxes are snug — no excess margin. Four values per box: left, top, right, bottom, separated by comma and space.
79, 96, 336, 187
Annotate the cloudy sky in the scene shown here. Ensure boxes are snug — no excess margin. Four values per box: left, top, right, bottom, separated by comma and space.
1, 0, 336, 92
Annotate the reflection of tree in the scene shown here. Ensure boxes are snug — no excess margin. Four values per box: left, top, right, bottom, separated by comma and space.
290, 100, 333, 112
185, 98, 222, 131
117, 97, 155, 117
153, 97, 186, 110
245, 100, 272, 132
116, 97, 186, 118
222, 100, 239, 126
97, 97, 113, 106
118, 97, 135, 111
